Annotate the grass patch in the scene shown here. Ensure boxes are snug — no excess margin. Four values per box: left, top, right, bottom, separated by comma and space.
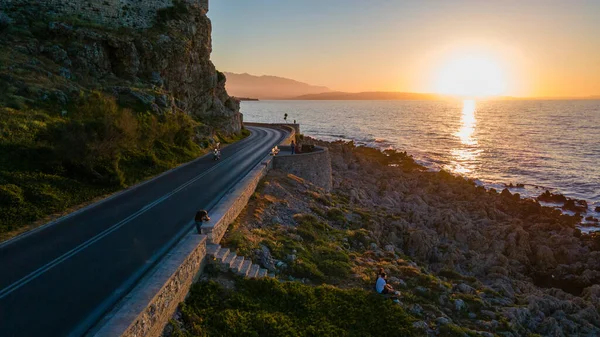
438, 324, 479, 337
174, 278, 418, 337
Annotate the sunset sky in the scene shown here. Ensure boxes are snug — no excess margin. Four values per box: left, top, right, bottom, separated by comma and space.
209, 1, 600, 97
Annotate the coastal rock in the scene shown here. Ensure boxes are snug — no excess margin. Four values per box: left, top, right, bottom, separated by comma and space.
454, 299, 466, 311
563, 199, 588, 213
435, 317, 451, 325
410, 304, 424, 316
455, 283, 476, 294
538, 190, 567, 204
412, 321, 429, 330
257, 245, 276, 272
480, 310, 496, 319
534, 245, 556, 269
581, 284, 600, 309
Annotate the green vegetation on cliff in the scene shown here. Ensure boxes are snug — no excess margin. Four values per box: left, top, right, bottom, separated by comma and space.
170, 278, 417, 337
0, 3, 244, 239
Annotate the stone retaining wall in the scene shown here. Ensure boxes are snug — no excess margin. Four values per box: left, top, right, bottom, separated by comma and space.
91, 234, 208, 337
273, 146, 332, 192
0, 0, 208, 28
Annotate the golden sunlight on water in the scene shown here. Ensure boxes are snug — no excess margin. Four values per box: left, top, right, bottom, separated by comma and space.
456, 99, 477, 145
449, 99, 480, 175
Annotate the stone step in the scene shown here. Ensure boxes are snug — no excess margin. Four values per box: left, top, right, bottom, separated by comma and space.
248, 264, 260, 278
230, 256, 245, 271
207, 244, 220, 257
223, 253, 236, 267
257, 269, 268, 278
216, 247, 230, 262
238, 260, 252, 276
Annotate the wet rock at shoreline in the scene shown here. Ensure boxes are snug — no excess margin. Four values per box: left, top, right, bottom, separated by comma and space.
563, 199, 588, 213
538, 190, 567, 203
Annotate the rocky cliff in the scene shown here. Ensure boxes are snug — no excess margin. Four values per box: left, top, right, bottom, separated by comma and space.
0, 1, 243, 237
0, 0, 241, 133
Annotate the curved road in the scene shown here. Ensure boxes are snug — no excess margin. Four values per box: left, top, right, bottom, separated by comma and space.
0, 126, 286, 337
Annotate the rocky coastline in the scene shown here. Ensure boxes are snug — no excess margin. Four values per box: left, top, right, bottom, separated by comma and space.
172, 137, 600, 336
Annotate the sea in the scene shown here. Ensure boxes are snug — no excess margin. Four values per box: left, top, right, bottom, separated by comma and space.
241, 99, 600, 232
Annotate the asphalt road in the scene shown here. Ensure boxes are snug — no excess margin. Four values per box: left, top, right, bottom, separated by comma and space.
0, 126, 286, 337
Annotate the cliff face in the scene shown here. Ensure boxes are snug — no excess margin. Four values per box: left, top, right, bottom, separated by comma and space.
0, 1, 243, 236
0, 1, 241, 134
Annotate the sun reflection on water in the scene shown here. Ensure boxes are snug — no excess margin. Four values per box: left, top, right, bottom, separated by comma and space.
456, 99, 477, 145
447, 99, 481, 175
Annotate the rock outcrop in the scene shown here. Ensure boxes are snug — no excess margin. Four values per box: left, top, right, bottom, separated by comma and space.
0, 0, 241, 134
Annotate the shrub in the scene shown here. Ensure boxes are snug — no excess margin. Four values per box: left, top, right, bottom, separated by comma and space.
326, 208, 346, 225
0, 92, 211, 235
439, 324, 478, 337
0, 184, 24, 205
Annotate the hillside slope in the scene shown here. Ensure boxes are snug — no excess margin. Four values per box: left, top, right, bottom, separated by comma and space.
0, 2, 244, 238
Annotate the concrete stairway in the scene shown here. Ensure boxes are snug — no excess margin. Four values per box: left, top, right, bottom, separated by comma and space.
207, 244, 270, 278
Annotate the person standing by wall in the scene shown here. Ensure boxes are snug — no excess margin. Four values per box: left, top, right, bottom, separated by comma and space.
291, 140, 295, 154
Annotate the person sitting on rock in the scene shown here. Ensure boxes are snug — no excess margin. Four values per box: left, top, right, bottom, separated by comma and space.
376, 268, 397, 295
194, 210, 210, 234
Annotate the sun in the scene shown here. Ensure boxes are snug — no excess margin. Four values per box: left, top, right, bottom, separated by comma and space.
434, 51, 508, 97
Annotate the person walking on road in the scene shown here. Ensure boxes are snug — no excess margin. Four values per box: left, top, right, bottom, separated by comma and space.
291, 140, 295, 154
194, 210, 210, 234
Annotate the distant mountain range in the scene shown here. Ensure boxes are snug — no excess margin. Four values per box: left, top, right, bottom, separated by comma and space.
223, 72, 331, 100
224, 72, 600, 101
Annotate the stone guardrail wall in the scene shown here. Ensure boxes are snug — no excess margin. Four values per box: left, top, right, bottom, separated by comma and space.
244, 122, 299, 145
91, 234, 208, 337
0, 0, 208, 28
273, 146, 333, 192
